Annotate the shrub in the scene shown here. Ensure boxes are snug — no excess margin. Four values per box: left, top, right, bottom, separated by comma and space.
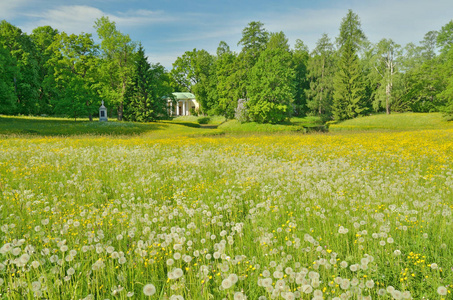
197, 117, 210, 124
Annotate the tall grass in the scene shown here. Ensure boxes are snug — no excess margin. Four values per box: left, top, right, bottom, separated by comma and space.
0, 123, 452, 299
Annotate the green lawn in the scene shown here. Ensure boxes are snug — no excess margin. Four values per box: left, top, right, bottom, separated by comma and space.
329, 112, 453, 131
0, 115, 324, 137
2, 113, 451, 138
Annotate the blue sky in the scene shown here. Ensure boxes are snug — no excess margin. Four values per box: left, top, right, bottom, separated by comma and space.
1, 0, 452, 69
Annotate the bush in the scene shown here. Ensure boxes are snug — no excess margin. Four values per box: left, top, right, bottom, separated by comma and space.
189, 107, 198, 116
197, 117, 210, 124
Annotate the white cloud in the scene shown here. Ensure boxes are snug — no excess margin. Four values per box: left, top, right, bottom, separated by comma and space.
20, 5, 176, 35
261, 0, 453, 50
0, 0, 32, 19
262, 7, 345, 50
21, 5, 105, 34
354, 0, 452, 45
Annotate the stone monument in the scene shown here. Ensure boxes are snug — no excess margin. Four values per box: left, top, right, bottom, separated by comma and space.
99, 100, 108, 121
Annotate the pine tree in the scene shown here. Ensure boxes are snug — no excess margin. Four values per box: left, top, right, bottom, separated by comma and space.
125, 45, 173, 121
305, 34, 335, 118
332, 10, 367, 121
332, 41, 365, 120
292, 39, 310, 116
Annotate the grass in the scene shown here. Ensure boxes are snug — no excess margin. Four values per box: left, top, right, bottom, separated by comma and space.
218, 119, 302, 133
218, 116, 324, 134
329, 112, 453, 132
0, 115, 325, 138
171, 115, 226, 125
0, 122, 452, 299
0, 115, 164, 136
0, 115, 225, 138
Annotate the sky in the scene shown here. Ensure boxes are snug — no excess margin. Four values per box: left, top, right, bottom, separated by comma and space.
1, 0, 452, 70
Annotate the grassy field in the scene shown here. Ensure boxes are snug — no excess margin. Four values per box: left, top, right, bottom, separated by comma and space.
0, 113, 452, 299
329, 113, 453, 132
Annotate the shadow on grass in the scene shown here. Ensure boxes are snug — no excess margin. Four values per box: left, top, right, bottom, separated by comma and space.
167, 121, 201, 128
0, 116, 169, 136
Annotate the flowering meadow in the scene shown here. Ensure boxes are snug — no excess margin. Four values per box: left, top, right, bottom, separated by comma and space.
0, 129, 452, 299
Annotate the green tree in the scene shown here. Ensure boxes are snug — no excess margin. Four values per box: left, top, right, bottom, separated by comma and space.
238, 21, 269, 64
94, 16, 136, 121
332, 40, 366, 120
336, 10, 367, 50
30, 26, 59, 114
236, 21, 269, 99
247, 47, 295, 123
171, 49, 217, 114
437, 21, 453, 117
0, 20, 40, 114
0, 45, 17, 114
305, 34, 335, 118
292, 39, 310, 116
124, 45, 172, 121
437, 20, 453, 55
401, 31, 444, 112
47, 32, 100, 121
371, 39, 401, 114
215, 41, 239, 118
332, 10, 367, 121
267, 31, 290, 51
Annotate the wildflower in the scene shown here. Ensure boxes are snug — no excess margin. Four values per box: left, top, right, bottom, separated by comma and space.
143, 283, 156, 296
437, 286, 448, 296
365, 279, 374, 288
273, 271, 283, 279
31, 281, 41, 291
31, 261, 40, 268
19, 253, 30, 264
11, 247, 21, 256
402, 291, 411, 299
301, 284, 312, 294
234, 291, 246, 300
391, 290, 402, 299
229, 273, 239, 284
221, 278, 233, 289
172, 268, 184, 279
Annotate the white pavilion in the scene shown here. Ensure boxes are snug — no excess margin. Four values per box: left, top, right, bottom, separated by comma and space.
167, 92, 199, 116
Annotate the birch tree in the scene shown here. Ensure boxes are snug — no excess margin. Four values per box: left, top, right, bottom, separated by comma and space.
373, 39, 401, 114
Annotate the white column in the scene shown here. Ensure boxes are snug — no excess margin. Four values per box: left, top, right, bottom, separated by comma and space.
176, 101, 180, 115
183, 100, 186, 116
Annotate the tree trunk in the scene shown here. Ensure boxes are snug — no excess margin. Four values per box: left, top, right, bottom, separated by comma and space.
386, 84, 390, 115
118, 79, 126, 121
117, 103, 123, 121
87, 101, 93, 121
319, 59, 325, 115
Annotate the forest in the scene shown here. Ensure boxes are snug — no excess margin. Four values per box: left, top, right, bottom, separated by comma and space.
1, 10, 452, 123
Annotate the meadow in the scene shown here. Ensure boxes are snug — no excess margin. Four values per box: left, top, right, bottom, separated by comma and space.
0, 114, 452, 299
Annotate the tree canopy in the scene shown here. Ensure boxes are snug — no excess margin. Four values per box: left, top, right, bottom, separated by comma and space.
1, 13, 453, 122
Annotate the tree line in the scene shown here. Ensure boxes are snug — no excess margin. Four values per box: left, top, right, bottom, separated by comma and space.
0, 16, 173, 121
1, 11, 453, 123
